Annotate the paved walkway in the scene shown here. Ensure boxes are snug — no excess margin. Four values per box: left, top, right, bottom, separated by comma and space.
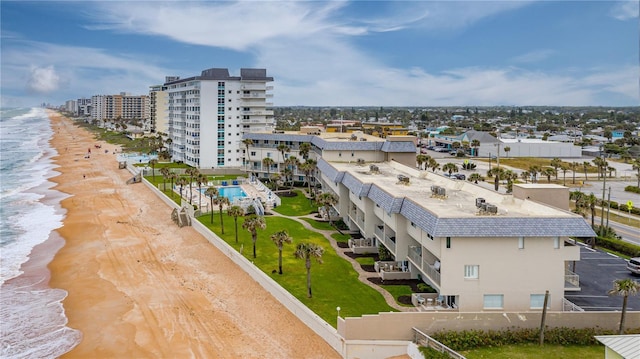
267, 209, 412, 312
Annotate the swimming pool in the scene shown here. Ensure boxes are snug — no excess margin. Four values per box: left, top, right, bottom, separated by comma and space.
117, 153, 158, 164
217, 186, 247, 202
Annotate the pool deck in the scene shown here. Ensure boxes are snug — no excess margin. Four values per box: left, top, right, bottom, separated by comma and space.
178, 179, 276, 213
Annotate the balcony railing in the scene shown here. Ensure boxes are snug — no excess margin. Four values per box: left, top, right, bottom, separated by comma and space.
565, 269, 580, 291
422, 257, 441, 286
408, 246, 422, 266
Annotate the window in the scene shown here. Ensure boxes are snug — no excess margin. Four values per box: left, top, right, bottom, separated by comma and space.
530, 294, 549, 309
464, 265, 479, 279
483, 295, 503, 309
553, 237, 560, 249
251, 151, 256, 156
518, 237, 525, 249
446, 237, 451, 249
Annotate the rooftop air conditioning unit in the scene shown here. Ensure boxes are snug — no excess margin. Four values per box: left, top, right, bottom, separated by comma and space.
360, 138, 367, 141
437, 187, 446, 196
476, 198, 486, 208
486, 204, 498, 214
480, 202, 488, 211
431, 185, 439, 194
357, 158, 366, 165
369, 164, 379, 173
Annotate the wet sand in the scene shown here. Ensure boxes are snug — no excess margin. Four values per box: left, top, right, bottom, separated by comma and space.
47, 112, 340, 358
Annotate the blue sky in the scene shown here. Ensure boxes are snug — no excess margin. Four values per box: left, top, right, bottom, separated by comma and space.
1, 1, 638, 107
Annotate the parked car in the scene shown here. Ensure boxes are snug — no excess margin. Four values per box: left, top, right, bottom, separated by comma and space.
426, 146, 435, 151
434, 147, 448, 152
627, 257, 640, 275
453, 173, 466, 180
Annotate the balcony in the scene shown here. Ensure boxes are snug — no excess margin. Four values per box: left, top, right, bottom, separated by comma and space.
565, 269, 580, 291
374, 261, 410, 281
348, 237, 377, 255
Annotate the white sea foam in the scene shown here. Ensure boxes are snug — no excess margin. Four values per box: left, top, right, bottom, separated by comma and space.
0, 107, 81, 357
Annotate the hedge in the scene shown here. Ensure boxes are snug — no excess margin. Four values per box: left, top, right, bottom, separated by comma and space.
596, 236, 640, 257
432, 327, 640, 351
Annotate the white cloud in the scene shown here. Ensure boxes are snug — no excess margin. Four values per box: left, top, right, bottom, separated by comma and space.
27, 65, 60, 94
610, 1, 639, 20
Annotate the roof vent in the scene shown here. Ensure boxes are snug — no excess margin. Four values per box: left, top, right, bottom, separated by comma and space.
397, 175, 410, 185
431, 185, 447, 198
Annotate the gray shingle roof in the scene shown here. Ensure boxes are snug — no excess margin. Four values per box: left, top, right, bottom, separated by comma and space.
321, 161, 596, 238
381, 141, 417, 153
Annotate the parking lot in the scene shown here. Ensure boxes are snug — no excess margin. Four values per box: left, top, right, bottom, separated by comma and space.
565, 244, 640, 311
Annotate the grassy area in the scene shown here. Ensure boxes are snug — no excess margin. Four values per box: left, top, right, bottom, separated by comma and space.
332, 232, 351, 243
272, 190, 318, 216
135, 162, 190, 169
461, 344, 603, 358
76, 121, 159, 153
354, 256, 375, 266
196, 214, 395, 325
302, 217, 335, 230
379, 284, 414, 307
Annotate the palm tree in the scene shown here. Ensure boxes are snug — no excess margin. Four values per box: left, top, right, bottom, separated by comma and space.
185, 167, 199, 204
271, 230, 293, 274
271, 173, 282, 192
569, 162, 580, 184
559, 163, 569, 186
504, 146, 511, 158
205, 186, 219, 223
294, 242, 324, 298
227, 205, 245, 243
520, 170, 530, 184
160, 167, 170, 192
427, 158, 440, 172
196, 174, 208, 210
213, 195, 231, 234
176, 177, 187, 202
583, 161, 590, 181
299, 159, 317, 197
471, 139, 480, 156
277, 143, 290, 171
262, 157, 275, 177
317, 192, 338, 226
416, 154, 429, 170
149, 159, 158, 180
242, 138, 254, 172
168, 172, 178, 198
608, 279, 640, 334
284, 156, 300, 193
570, 191, 587, 218
550, 158, 562, 180
442, 162, 458, 176
542, 167, 556, 183
488, 167, 505, 191
528, 165, 541, 183
593, 157, 607, 180
242, 215, 266, 259
299, 142, 311, 160
468, 173, 484, 184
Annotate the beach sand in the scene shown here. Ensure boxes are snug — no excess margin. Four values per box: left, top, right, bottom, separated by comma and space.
47, 112, 340, 358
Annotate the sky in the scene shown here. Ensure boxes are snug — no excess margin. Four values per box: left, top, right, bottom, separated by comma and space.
1, 0, 638, 107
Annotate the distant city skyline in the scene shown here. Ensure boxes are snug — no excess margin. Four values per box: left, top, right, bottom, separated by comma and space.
1, 1, 638, 108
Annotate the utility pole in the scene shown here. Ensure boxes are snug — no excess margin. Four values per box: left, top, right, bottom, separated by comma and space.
606, 187, 611, 229
600, 163, 607, 236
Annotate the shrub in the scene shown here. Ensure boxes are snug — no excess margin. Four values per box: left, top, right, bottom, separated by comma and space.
417, 283, 437, 293
597, 236, 640, 257
431, 327, 638, 351
625, 185, 640, 194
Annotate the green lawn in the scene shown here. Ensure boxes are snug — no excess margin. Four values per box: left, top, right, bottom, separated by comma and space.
379, 284, 415, 307
196, 214, 395, 325
272, 190, 318, 216
302, 217, 335, 231
461, 344, 603, 358
332, 232, 351, 243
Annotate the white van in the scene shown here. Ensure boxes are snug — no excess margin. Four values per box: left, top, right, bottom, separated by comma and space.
627, 257, 640, 275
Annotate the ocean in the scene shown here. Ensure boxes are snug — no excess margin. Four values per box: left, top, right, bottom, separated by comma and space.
0, 108, 81, 358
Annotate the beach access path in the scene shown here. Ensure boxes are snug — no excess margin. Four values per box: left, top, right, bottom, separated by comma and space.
47, 112, 340, 359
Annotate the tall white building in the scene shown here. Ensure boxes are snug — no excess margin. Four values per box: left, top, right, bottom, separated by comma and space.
165, 68, 274, 169
149, 82, 170, 134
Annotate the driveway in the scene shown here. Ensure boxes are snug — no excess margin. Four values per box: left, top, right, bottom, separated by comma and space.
565, 244, 640, 311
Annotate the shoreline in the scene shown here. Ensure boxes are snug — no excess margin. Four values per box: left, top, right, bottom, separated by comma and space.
46, 112, 339, 358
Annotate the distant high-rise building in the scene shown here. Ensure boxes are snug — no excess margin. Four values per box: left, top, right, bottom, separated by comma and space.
90, 93, 150, 125
76, 98, 91, 117
165, 67, 274, 169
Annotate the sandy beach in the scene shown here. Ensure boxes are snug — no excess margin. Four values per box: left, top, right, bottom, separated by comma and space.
46, 112, 340, 358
